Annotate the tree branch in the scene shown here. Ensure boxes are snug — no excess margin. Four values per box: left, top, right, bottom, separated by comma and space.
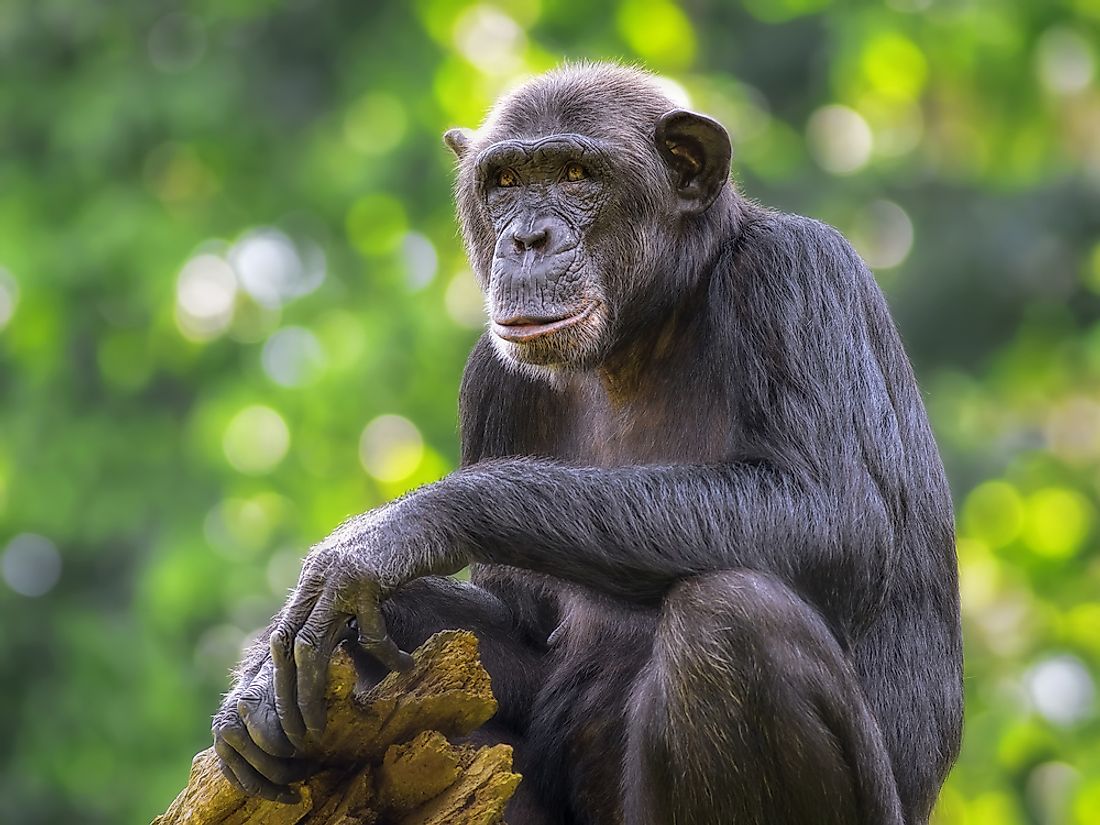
153, 630, 520, 825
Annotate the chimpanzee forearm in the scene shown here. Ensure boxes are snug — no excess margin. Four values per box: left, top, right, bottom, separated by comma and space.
411, 458, 893, 616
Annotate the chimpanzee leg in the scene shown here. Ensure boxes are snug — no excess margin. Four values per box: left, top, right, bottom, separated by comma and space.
623, 570, 903, 825
365, 576, 548, 724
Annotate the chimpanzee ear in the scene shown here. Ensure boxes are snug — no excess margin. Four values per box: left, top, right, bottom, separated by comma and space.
443, 128, 473, 159
655, 110, 732, 214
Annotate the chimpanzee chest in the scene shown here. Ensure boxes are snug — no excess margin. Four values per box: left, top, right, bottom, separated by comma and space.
527, 590, 658, 825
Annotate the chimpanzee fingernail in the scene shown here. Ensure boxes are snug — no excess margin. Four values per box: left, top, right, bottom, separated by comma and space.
277, 788, 301, 805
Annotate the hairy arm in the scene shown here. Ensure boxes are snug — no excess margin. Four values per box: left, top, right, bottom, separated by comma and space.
398, 458, 890, 619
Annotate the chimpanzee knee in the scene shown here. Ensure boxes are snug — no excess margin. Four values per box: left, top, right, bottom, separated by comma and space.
624, 569, 903, 825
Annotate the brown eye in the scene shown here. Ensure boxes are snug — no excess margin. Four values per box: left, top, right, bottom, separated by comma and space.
564, 162, 586, 182
497, 168, 518, 187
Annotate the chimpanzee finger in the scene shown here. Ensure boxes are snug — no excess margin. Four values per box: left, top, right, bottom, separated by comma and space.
213, 735, 300, 804
237, 676, 296, 759
343, 622, 395, 686
219, 721, 312, 786
271, 569, 328, 750
354, 586, 414, 673
294, 588, 351, 736
270, 626, 308, 751
219, 761, 247, 793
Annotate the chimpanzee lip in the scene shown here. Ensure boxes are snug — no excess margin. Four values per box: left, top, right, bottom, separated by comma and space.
491, 301, 598, 343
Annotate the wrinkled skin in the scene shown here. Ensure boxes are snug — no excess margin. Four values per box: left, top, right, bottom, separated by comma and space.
481, 134, 609, 367
212, 64, 961, 825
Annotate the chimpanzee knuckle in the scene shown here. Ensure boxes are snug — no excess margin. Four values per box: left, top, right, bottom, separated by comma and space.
239, 677, 274, 714
296, 556, 330, 593
236, 689, 262, 715
251, 657, 276, 687
216, 719, 250, 750
212, 712, 241, 740
213, 736, 242, 767
332, 568, 375, 611
243, 704, 297, 758
293, 632, 319, 661
269, 626, 294, 660
212, 698, 239, 726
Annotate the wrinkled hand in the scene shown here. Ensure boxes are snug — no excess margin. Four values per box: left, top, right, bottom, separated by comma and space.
269, 506, 466, 756
212, 658, 313, 803
211, 502, 465, 802
212, 504, 466, 802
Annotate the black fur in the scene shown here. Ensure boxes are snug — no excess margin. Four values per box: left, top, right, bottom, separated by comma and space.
212, 63, 962, 825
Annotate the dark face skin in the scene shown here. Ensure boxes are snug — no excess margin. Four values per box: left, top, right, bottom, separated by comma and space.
478, 133, 611, 367
444, 68, 736, 375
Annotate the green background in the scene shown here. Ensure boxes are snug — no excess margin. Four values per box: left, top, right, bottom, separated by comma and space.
1, 0, 1099, 822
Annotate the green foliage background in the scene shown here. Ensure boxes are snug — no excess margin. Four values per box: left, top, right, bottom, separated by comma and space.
1, 0, 1099, 822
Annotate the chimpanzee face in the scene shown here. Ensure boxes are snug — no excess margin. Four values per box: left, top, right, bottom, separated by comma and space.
446, 66, 732, 373
472, 132, 614, 368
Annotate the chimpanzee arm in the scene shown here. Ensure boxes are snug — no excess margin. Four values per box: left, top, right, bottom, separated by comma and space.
411, 459, 889, 615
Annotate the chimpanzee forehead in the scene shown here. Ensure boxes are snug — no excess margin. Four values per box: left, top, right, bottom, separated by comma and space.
480, 66, 675, 147
474, 134, 610, 171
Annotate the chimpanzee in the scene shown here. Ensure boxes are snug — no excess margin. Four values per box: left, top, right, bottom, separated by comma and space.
212, 63, 963, 825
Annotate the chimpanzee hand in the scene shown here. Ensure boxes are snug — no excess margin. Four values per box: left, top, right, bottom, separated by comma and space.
268, 502, 467, 750
212, 657, 313, 803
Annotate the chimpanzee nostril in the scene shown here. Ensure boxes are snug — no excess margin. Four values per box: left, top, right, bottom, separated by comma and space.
512, 224, 550, 251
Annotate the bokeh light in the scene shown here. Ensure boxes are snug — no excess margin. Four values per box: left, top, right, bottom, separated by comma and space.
229, 228, 324, 309
963, 481, 1025, 549
1022, 488, 1093, 560
1, 534, 61, 597
859, 32, 927, 102
222, 406, 291, 475
1026, 655, 1096, 726
174, 253, 237, 341
1035, 27, 1096, 96
400, 232, 439, 290
0, 267, 18, 331
445, 269, 487, 328
453, 6, 526, 76
850, 200, 914, 271
1026, 762, 1078, 825
346, 194, 408, 256
359, 415, 425, 483
806, 104, 873, 175
343, 93, 408, 156
261, 326, 326, 388
1045, 397, 1100, 463
616, 0, 696, 70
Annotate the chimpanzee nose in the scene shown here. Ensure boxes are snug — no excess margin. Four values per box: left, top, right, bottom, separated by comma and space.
512, 220, 551, 251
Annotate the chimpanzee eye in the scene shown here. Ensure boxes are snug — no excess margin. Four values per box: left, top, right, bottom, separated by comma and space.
564, 162, 587, 182
497, 168, 519, 187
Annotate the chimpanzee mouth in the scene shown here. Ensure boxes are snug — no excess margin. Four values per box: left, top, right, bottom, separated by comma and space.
491, 301, 598, 343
